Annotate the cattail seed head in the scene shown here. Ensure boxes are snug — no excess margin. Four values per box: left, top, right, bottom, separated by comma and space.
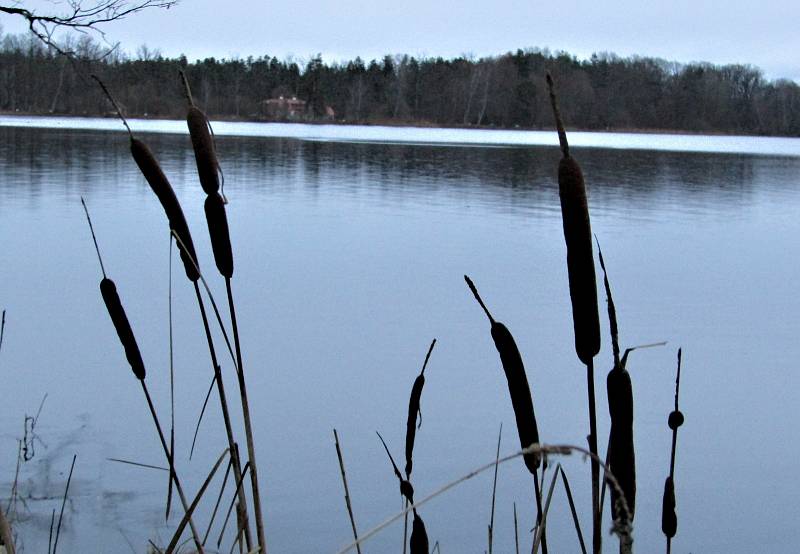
100, 277, 145, 380
405, 373, 424, 478
559, 156, 601, 364
607, 365, 636, 521
187, 106, 220, 195
661, 476, 677, 538
204, 192, 234, 278
130, 138, 200, 282
409, 512, 429, 554
491, 321, 541, 473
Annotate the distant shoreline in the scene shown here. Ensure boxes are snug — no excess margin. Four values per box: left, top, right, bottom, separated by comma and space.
1, 110, 797, 140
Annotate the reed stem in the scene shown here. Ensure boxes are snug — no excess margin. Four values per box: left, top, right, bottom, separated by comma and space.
586, 358, 601, 554
141, 381, 205, 552
193, 282, 253, 551
334, 429, 362, 554
225, 277, 267, 554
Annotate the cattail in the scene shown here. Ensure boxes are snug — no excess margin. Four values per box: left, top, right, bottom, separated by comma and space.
546, 73, 600, 365
181, 71, 221, 196
100, 278, 146, 380
661, 476, 677, 539
204, 192, 234, 278
547, 72, 601, 554
598, 243, 635, 523
405, 339, 436, 479
92, 75, 200, 284
607, 365, 635, 522
465, 275, 540, 473
130, 138, 200, 282
663, 348, 684, 552
409, 511, 429, 554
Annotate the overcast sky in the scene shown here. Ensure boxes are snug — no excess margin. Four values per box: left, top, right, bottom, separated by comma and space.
3, 0, 799, 81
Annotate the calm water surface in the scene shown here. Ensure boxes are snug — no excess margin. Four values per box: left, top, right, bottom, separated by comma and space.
1, 123, 799, 553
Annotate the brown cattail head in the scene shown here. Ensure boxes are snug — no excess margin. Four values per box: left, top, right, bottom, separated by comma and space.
405, 338, 436, 479
130, 138, 200, 282
187, 106, 221, 195
661, 476, 677, 538
491, 321, 541, 473
559, 156, 601, 364
100, 278, 145, 380
546, 73, 601, 365
409, 512, 429, 554
204, 192, 234, 278
607, 365, 636, 521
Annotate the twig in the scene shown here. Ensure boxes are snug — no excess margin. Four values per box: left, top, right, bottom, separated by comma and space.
513, 502, 519, 554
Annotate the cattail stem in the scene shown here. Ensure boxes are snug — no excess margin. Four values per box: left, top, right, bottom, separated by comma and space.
532, 469, 548, 554
179, 70, 195, 107
167, 237, 175, 521
225, 278, 267, 554
193, 282, 253, 551
141, 380, 205, 553
51, 454, 76, 554
488, 423, 502, 554
91, 75, 132, 138
585, 357, 601, 554
203, 450, 234, 545
80, 197, 107, 279
464, 275, 495, 323
334, 429, 362, 554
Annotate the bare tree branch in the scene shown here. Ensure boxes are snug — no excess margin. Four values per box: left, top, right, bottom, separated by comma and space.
0, 0, 178, 56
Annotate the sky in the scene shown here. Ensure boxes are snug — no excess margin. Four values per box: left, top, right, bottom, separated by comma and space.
2, 0, 799, 82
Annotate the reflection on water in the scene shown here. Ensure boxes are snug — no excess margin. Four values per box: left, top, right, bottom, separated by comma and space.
1, 126, 800, 553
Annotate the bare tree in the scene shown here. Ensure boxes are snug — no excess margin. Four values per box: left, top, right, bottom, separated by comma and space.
0, 0, 178, 55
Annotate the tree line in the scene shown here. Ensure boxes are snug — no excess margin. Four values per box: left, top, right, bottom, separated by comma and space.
2, 30, 800, 136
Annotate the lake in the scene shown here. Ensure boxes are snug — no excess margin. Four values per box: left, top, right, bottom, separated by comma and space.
1, 117, 799, 553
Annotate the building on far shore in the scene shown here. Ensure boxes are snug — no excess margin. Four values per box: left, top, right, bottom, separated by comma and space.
261, 96, 336, 121
262, 96, 307, 120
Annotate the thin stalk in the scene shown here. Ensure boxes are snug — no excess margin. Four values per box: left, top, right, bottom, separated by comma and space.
225, 277, 267, 554
141, 381, 205, 553
532, 465, 560, 554
0, 309, 6, 356
586, 358, 600, 554
167, 237, 175, 521
334, 429, 362, 554
193, 281, 253, 551
532, 471, 548, 554
107, 458, 169, 472
217, 463, 252, 549
203, 450, 235, 545
559, 466, 587, 554
513, 502, 519, 554
165, 448, 230, 554
48, 508, 55, 554
488, 423, 502, 554
402, 499, 408, 554
52, 454, 76, 554
190, 374, 217, 459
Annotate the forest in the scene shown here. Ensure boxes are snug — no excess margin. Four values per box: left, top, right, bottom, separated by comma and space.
1, 31, 799, 136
